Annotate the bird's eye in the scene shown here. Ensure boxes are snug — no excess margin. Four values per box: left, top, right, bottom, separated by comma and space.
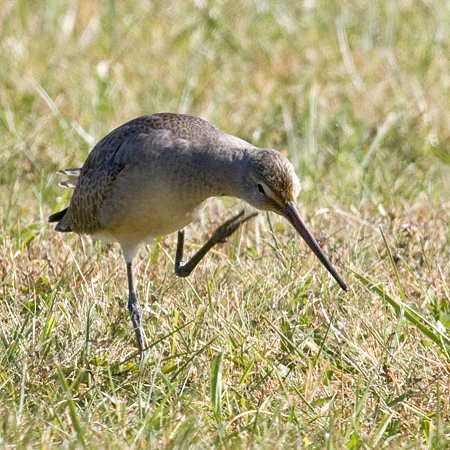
257, 184, 265, 194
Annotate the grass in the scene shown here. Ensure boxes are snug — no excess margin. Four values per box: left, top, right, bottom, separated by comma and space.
1, 0, 450, 447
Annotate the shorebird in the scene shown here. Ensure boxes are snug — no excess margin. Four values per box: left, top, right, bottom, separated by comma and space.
49, 113, 347, 352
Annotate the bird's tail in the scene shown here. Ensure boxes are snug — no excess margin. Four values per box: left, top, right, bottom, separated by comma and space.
57, 168, 81, 188
48, 168, 80, 232
48, 208, 72, 232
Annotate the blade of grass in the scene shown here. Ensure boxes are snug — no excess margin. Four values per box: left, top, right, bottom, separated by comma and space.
211, 351, 224, 432
350, 269, 450, 352
56, 365, 86, 449
379, 226, 406, 303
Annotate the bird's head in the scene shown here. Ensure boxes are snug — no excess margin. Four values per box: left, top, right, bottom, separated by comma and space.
243, 149, 347, 291
243, 149, 300, 213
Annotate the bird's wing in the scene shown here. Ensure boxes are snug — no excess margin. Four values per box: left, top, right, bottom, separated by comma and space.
64, 117, 196, 234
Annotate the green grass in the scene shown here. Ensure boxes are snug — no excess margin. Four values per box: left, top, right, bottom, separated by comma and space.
1, 0, 450, 448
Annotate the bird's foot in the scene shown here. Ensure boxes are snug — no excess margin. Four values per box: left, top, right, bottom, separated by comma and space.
211, 210, 258, 244
174, 210, 258, 278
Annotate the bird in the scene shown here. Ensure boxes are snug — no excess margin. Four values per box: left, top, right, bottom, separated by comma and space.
49, 113, 347, 352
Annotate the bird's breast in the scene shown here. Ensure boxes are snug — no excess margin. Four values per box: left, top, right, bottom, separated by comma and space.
96, 166, 210, 245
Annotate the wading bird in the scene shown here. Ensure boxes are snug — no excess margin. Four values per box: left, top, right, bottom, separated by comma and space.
49, 113, 347, 352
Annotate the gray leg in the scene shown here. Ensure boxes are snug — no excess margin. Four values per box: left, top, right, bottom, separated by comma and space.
126, 262, 146, 352
175, 210, 257, 278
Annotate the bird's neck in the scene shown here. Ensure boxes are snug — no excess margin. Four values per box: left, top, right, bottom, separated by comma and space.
180, 145, 252, 202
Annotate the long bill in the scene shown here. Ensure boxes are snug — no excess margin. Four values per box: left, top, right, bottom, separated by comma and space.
282, 201, 348, 291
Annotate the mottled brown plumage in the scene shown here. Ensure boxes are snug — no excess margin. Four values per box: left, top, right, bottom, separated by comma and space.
49, 113, 346, 352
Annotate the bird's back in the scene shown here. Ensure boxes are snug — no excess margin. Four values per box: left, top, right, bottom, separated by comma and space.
50, 114, 242, 238
75, 113, 222, 180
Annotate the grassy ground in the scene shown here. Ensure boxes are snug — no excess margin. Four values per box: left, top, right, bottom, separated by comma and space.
1, 0, 450, 448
